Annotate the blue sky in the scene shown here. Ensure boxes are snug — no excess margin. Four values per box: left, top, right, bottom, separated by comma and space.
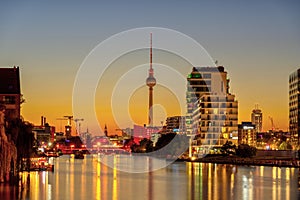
0, 0, 299, 133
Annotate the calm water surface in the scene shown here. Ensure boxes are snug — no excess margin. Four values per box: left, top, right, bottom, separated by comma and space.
0, 155, 299, 200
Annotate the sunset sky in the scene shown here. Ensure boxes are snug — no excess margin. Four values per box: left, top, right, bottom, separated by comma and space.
0, 1, 299, 135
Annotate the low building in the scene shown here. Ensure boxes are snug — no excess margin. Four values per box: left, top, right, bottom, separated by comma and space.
165, 116, 186, 134
238, 122, 256, 146
33, 116, 55, 146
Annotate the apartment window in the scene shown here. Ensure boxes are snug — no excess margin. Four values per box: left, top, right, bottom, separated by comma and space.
203, 74, 211, 78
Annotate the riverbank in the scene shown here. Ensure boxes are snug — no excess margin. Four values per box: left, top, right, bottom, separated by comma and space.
180, 155, 300, 168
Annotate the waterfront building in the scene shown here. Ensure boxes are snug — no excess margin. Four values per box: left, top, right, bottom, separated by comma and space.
192, 94, 238, 147
133, 124, 149, 142
187, 66, 238, 153
251, 105, 262, 133
289, 68, 300, 146
33, 116, 55, 145
123, 127, 134, 136
132, 124, 161, 144
91, 136, 110, 147
238, 122, 257, 146
79, 129, 92, 147
0, 66, 21, 121
165, 116, 186, 134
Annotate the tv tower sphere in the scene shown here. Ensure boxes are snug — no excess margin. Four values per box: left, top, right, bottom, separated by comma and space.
146, 76, 156, 87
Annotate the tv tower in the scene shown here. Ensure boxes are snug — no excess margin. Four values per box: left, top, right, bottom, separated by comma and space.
146, 33, 156, 126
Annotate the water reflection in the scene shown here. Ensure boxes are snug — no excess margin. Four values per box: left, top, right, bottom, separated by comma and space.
186, 162, 299, 200
0, 155, 299, 200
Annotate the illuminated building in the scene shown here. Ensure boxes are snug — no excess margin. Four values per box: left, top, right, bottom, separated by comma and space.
132, 124, 160, 142
165, 116, 186, 134
79, 129, 92, 147
0, 66, 21, 121
146, 33, 156, 127
289, 68, 300, 146
251, 105, 262, 133
187, 66, 238, 151
192, 94, 238, 147
238, 122, 256, 146
32, 116, 56, 144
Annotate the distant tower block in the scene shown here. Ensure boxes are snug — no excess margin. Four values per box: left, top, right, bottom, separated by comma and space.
146, 33, 156, 127
251, 104, 263, 133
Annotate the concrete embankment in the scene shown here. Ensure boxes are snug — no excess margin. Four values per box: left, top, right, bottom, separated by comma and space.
181, 154, 300, 168
196, 157, 299, 168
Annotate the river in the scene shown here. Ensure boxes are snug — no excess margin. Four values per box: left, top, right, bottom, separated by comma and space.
0, 155, 299, 200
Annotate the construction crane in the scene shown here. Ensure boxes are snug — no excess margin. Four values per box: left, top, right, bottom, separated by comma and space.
56, 118, 68, 132
269, 116, 275, 131
63, 116, 73, 126
74, 118, 84, 135
56, 116, 84, 135
55, 116, 72, 134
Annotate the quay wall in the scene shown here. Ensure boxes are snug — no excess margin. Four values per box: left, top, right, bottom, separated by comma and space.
256, 150, 298, 159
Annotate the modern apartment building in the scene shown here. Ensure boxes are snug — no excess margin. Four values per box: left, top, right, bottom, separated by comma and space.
289, 68, 300, 146
187, 66, 238, 153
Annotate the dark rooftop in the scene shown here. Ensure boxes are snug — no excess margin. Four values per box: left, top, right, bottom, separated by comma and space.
192, 66, 225, 73
0, 67, 20, 94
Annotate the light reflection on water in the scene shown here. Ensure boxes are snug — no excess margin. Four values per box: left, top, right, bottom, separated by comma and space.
0, 155, 299, 200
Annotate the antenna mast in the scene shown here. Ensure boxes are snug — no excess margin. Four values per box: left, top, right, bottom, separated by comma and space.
150, 33, 152, 69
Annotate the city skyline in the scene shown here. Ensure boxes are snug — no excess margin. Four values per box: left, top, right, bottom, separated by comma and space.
0, 1, 299, 134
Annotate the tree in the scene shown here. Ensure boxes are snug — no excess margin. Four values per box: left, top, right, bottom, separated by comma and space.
154, 133, 189, 158
221, 141, 236, 155
236, 144, 257, 158
140, 138, 153, 152
154, 133, 176, 151
131, 138, 153, 153
7, 118, 36, 172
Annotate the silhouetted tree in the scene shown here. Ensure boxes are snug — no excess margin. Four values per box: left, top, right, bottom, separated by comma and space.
221, 141, 236, 155
7, 118, 35, 172
154, 133, 189, 158
131, 138, 153, 153
154, 133, 176, 150
236, 144, 257, 158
